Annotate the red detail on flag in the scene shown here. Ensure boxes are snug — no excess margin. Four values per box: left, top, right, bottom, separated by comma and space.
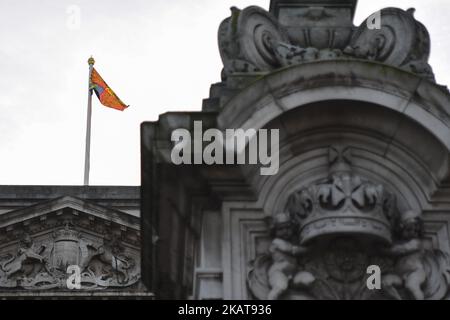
90, 68, 128, 111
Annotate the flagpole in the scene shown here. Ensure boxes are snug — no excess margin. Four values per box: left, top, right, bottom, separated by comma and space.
84, 56, 95, 186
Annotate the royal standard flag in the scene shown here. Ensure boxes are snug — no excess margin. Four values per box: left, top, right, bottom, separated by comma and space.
90, 68, 128, 111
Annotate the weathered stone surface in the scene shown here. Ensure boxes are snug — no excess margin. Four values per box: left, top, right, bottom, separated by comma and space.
248, 147, 450, 300
141, 0, 450, 300
0, 186, 151, 298
270, 0, 357, 49
217, 1, 435, 84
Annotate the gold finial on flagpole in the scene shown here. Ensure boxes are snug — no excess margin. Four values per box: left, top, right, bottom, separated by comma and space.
84, 56, 95, 186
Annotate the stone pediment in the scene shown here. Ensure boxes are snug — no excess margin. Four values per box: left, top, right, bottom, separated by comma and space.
0, 196, 139, 231
0, 196, 141, 291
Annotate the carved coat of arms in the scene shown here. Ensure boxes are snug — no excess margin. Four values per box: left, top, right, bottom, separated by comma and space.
0, 222, 140, 291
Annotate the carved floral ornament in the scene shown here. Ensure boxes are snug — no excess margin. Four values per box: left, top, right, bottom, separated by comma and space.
219, 6, 435, 81
248, 146, 450, 300
0, 221, 140, 291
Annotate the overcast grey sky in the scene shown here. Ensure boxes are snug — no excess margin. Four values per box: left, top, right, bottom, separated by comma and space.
0, 0, 449, 186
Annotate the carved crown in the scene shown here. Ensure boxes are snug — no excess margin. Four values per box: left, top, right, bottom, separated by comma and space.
286, 147, 396, 245
53, 222, 80, 242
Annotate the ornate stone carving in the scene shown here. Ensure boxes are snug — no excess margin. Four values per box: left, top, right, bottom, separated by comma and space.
344, 8, 435, 81
263, 213, 315, 300
0, 223, 140, 290
52, 222, 84, 269
382, 211, 450, 300
0, 234, 48, 288
218, 6, 289, 74
87, 234, 136, 286
297, 6, 334, 22
287, 146, 396, 245
219, 6, 435, 81
274, 43, 343, 66
248, 146, 450, 300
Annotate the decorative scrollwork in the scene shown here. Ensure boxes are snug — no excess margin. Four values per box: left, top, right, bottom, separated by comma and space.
218, 6, 435, 81
219, 6, 289, 74
344, 8, 434, 81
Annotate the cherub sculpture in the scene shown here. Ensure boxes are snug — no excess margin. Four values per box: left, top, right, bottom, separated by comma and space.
267, 213, 315, 300
382, 210, 450, 300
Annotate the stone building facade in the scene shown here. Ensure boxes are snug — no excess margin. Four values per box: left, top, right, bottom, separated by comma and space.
0, 186, 151, 299
141, 0, 450, 300
2, 0, 450, 301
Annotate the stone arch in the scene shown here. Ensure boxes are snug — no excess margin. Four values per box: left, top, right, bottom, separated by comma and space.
218, 60, 450, 152
217, 61, 450, 215
237, 101, 449, 217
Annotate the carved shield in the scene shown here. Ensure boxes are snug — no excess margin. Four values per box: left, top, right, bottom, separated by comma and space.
53, 239, 79, 269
